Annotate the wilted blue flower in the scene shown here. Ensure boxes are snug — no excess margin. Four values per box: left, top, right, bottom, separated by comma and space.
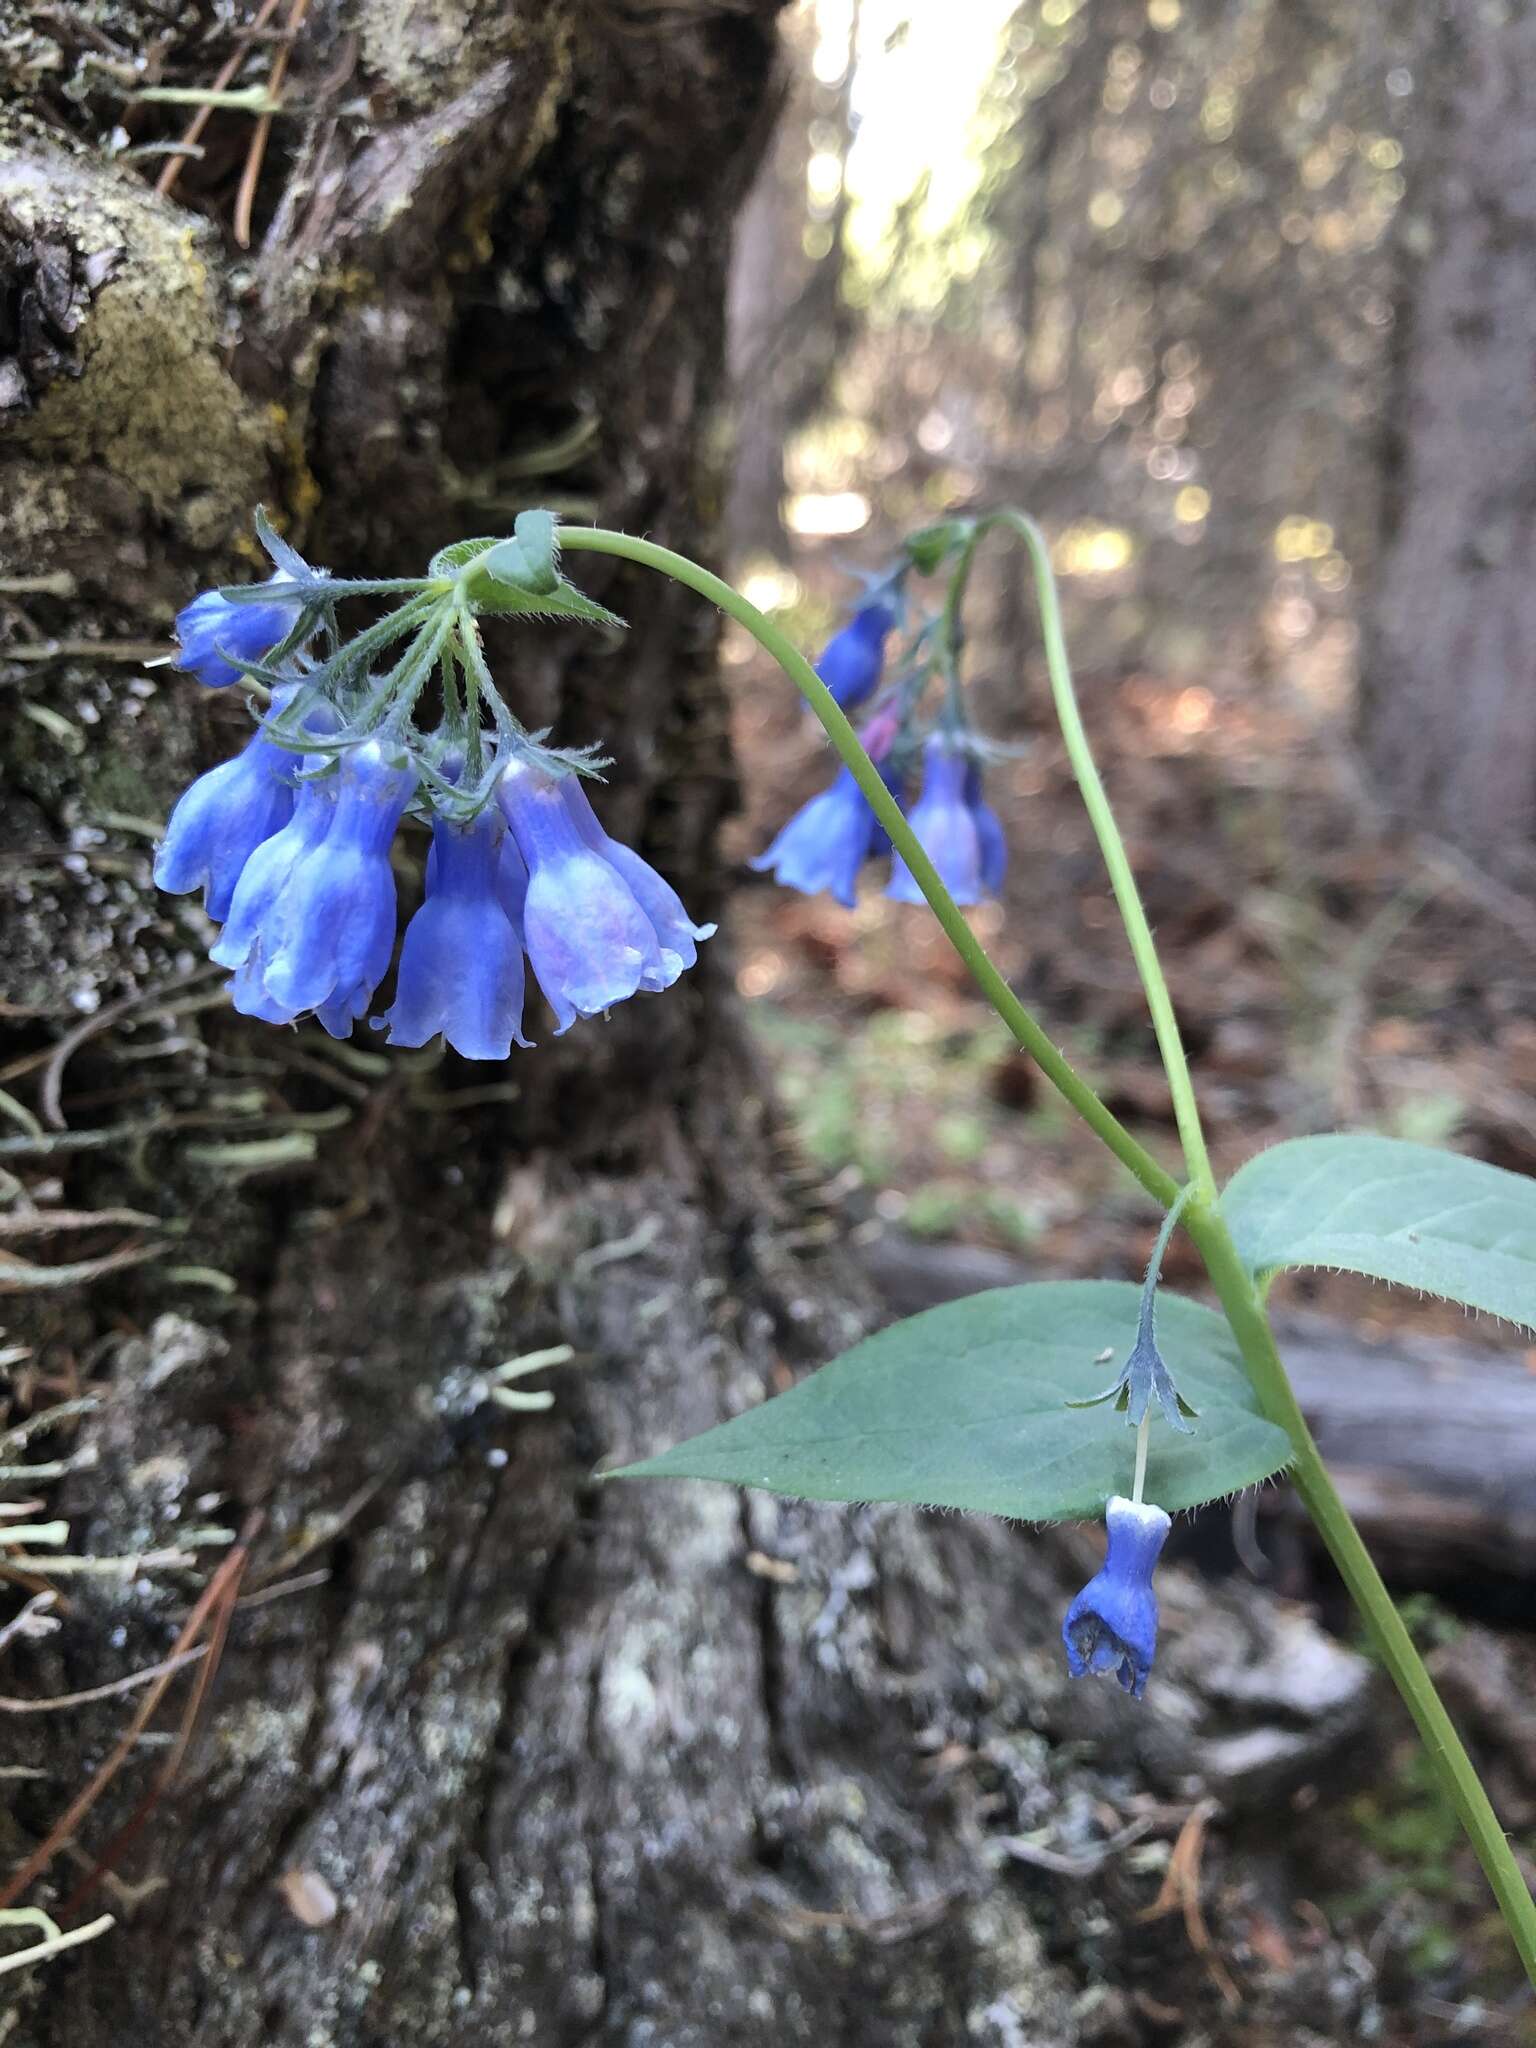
750, 738, 903, 908
252, 741, 416, 1019
153, 720, 297, 922
561, 778, 715, 970
379, 810, 531, 1058
1062, 1495, 1173, 1700
497, 765, 676, 1032
174, 574, 305, 689
816, 603, 895, 713
888, 735, 989, 906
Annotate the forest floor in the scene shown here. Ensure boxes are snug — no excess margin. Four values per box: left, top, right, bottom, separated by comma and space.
720, 562, 1536, 2037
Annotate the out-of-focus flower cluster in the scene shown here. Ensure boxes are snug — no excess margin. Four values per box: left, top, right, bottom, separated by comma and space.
154, 515, 713, 1059
752, 566, 1011, 912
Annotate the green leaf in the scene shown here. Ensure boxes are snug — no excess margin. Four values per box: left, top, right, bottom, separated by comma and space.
1222, 1133, 1536, 1330
612, 1282, 1291, 1521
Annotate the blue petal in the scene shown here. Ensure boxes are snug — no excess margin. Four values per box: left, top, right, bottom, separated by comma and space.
888, 738, 983, 906
381, 813, 531, 1058
499, 767, 670, 1031
964, 764, 1008, 896
750, 767, 878, 908
816, 604, 894, 713
1061, 1497, 1172, 1701
174, 577, 304, 689
209, 775, 338, 968
153, 734, 296, 921
257, 743, 414, 1014
561, 779, 715, 970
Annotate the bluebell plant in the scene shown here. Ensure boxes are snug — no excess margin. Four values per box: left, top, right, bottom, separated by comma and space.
143, 503, 1536, 1981
153, 510, 713, 1055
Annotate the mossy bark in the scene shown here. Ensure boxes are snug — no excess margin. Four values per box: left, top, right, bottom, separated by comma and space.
3, 8, 1397, 2044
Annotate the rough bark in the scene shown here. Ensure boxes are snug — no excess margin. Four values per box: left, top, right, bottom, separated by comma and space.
1361, 1, 1536, 862
0, 7, 1462, 2044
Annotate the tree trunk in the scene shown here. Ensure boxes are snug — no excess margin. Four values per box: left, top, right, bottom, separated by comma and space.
1361, 1, 1536, 863
0, 10, 1441, 2044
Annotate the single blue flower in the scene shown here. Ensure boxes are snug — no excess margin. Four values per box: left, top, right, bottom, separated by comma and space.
174, 574, 306, 689
153, 723, 297, 922
497, 766, 675, 1032
750, 765, 885, 908
1062, 1495, 1172, 1700
561, 778, 715, 970
888, 736, 986, 906
254, 741, 416, 1018
965, 762, 1008, 896
816, 603, 895, 713
379, 810, 531, 1058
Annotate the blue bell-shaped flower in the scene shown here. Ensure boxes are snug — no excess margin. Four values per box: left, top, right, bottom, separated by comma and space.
1061, 1495, 1173, 1700
153, 722, 297, 922
560, 778, 715, 970
750, 765, 886, 908
497, 765, 675, 1032
174, 574, 306, 689
816, 603, 895, 713
887, 735, 985, 906
255, 741, 416, 1017
380, 809, 531, 1058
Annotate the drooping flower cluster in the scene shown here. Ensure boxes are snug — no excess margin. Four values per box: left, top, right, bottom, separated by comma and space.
153, 516, 714, 1058
754, 720, 1007, 911
752, 553, 1011, 911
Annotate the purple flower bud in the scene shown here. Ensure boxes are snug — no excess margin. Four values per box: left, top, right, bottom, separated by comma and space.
497, 766, 674, 1033
816, 603, 895, 713
887, 736, 985, 906
380, 810, 531, 1059
174, 575, 305, 689
1062, 1496, 1172, 1700
256, 742, 416, 1017
153, 726, 297, 922
560, 778, 715, 970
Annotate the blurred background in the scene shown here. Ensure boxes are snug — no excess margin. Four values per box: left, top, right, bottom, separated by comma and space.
721, 0, 1536, 1311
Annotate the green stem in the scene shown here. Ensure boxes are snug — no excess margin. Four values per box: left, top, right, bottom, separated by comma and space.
560, 525, 1178, 1209
979, 512, 1216, 1199
1188, 1201, 1536, 1984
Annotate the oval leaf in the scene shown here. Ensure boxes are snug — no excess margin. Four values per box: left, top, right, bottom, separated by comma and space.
612, 1282, 1291, 1521
1222, 1133, 1536, 1331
